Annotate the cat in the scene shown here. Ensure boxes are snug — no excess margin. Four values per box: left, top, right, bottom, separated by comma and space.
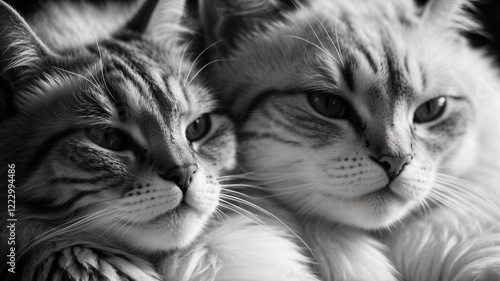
0, 0, 236, 279
189, 0, 500, 280
0, 0, 321, 280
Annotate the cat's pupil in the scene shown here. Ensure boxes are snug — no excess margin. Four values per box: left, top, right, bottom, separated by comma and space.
308, 92, 347, 119
86, 127, 129, 151
186, 114, 211, 142
414, 96, 447, 124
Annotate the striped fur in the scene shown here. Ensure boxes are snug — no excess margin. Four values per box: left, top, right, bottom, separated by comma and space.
0, 0, 238, 280
196, 0, 500, 280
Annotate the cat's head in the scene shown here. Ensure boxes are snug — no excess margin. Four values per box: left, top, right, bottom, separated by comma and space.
0, 0, 235, 251
195, 0, 490, 229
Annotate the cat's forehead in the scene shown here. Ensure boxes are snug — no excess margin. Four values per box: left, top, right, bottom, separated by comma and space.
218, 0, 461, 114
91, 38, 216, 117
102, 62, 215, 123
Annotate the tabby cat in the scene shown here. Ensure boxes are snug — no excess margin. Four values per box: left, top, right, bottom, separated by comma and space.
0, 0, 237, 279
191, 0, 500, 280
0, 0, 321, 280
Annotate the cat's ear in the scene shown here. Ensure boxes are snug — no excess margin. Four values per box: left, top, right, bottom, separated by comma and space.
198, 0, 302, 54
0, 2, 52, 77
127, 0, 189, 45
127, 0, 161, 33
0, 2, 53, 120
420, 0, 474, 31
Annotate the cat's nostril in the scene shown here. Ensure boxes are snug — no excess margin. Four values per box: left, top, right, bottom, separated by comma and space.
379, 161, 392, 171
377, 154, 412, 179
160, 164, 198, 195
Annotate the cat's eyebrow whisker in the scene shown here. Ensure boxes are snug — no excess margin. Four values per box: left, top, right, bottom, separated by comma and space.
310, 9, 345, 67
183, 37, 225, 86
53, 66, 101, 91
334, 14, 345, 67
285, 35, 340, 65
186, 58, 235, 87
94, 40, 113, 99
178, 39, 193, 80
287, 0, 338, 66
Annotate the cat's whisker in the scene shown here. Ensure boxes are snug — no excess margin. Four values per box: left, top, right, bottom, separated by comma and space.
19, 205, 121, 258
219, 194, 316, 260
288, 0, 338, 66
284, 35, 339, 64
310, 8, 345, 67
53, 66, 101, 91
97, 213, 127, 240
212, 208, 230, 224
183, 38, 225, 86
119, 215, 140, 247
220, 187, 252, 198
108, 214, 138, 243
218, 200, 266, 228
178, 39, 193, 80
186, 58, 235, 87
222, 187, 305, 200
94, 40, 114, 99
334, 14, 345, 67
431, 180, 499, 223
434, 177, 500, 221
218, 171, 312, 183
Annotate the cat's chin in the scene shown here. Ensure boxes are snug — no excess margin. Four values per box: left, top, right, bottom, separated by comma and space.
300, 187, 418, 230
103, 207, 211, 252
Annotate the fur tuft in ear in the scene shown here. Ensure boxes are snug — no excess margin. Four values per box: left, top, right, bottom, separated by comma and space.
199, 0, 303, 54
0, 1, 54, 121
144, 0, 192, 46
0, 1, 51, 78
421, 0, 477, 31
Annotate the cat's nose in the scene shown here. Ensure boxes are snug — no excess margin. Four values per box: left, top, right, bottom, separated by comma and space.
160, 164, 198, 194
377, 154, 412, 179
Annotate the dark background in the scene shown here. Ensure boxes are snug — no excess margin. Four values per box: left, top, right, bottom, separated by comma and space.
6, 0, 500, 64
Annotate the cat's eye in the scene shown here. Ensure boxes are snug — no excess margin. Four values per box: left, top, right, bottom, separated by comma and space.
186, 114, 211, 142
85, 127, 131, 151
414, 96, 447, 123
308, 92, 350, 119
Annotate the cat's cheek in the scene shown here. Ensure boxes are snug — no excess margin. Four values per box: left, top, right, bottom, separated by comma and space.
184, 171, 221, 216
389, 166, 435, 201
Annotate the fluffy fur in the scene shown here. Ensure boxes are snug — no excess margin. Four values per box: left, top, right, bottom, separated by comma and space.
161, 203, 319, 281
0, 0, 236, 279
191, 0, 500, 280
0, 0, 320, 280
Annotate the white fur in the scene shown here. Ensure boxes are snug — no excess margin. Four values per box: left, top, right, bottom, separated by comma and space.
195, 0, 500, 280
160, 214, 320, 281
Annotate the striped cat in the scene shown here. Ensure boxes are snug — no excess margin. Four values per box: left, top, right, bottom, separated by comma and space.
0, 0, 238, 279
192, 0, 500, 280
0, 0, 321, 280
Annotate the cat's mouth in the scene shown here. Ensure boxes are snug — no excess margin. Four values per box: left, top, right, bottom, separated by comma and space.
123, 203, 192, 226
357, 184, 404, 202
151, 203, 191, 222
